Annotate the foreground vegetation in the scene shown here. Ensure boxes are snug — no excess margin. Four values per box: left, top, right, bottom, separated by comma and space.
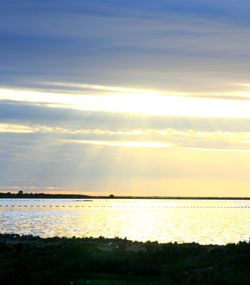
0, 234, 249, 285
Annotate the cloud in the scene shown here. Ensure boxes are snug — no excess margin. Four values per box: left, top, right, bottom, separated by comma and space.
1, 1, 250, 194
1, 120, 250, 152
1, 86, 250, 119
65, 139, 171, 148
1, 100, 250, 132
1, 1, 250, 93
1, 130, 250, 193
46, 82, 155, 94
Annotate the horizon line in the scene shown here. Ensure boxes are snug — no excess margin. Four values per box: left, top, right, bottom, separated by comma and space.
0, 192, 249, 200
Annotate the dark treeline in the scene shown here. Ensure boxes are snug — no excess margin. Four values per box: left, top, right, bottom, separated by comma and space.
0, 234, 249, 285
0, 192, 250, 200
0, 191, 91, 199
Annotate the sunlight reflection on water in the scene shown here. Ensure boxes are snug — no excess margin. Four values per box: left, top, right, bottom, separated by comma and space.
0, 199, 249, 244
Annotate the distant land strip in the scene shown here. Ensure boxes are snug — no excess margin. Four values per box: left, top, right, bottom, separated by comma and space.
0, 192, 249, 200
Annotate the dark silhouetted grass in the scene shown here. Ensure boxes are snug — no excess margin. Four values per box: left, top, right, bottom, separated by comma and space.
0, 234, 249, 284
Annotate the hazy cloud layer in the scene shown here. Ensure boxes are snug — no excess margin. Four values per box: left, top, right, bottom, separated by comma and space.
1, 0, 250, 92
1, 100, 250, 132
1, 1, 250, 195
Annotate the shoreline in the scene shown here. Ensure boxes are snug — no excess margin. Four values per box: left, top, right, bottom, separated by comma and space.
1, 192, 250, 200
0, 234, 249, 284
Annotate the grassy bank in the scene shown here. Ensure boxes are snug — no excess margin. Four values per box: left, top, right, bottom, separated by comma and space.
0, 234, 249, 285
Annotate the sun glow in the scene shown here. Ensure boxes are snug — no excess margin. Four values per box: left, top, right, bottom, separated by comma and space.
1, 85, 250, 118
105, 93, 250, 118
65, 139, 171, 148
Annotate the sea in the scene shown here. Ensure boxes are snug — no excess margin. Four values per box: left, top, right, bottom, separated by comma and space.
0, 199, 249, 245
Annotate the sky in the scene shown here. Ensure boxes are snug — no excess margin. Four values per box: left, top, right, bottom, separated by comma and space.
1, 0, 250, 196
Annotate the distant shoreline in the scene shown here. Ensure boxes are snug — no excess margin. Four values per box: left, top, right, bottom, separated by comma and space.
0, 192, 249, 200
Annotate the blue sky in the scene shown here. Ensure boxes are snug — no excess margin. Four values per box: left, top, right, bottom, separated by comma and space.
1, 1, 250, 196
1, 0, 250, 90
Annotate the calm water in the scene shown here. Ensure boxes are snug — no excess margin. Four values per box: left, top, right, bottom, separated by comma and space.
0, 199, 249, 245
